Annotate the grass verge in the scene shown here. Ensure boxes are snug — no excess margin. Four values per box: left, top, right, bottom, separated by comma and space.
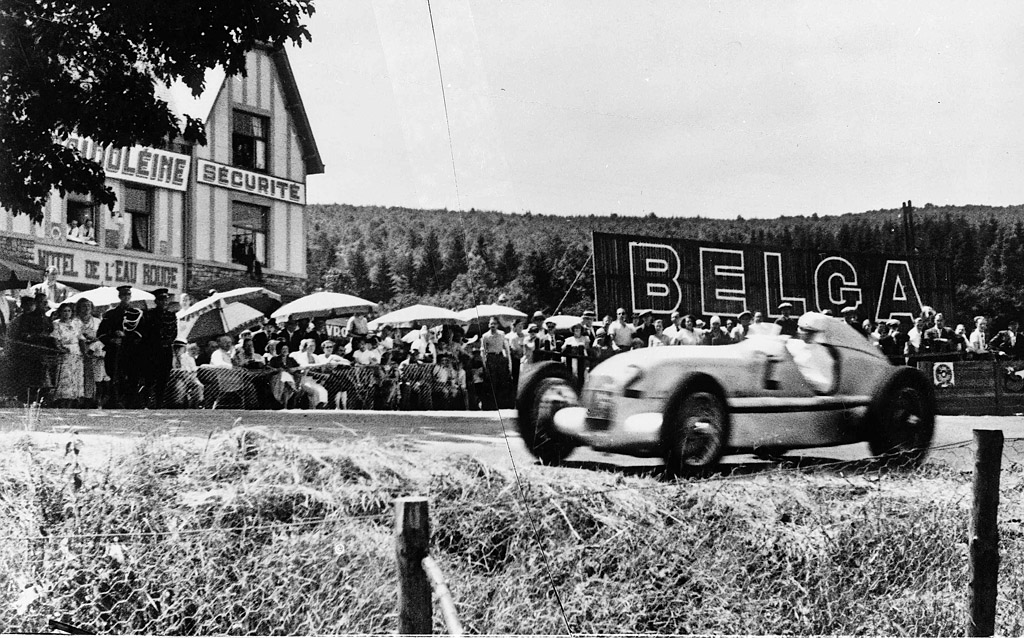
1, 426, 1023, 634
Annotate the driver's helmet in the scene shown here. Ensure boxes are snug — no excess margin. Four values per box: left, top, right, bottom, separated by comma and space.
797, 312, 831, 334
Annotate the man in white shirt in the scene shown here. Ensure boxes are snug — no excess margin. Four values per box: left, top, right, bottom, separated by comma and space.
288, 338, 329, 408
608, 308, 636, 351
31, 266, 71, 309
209, 336, 235, 368
906, 316, 926, 357
353, 337, 382, 366
663, 311, 682, 342
730, 310, 752, 342
968, 315, 990, 357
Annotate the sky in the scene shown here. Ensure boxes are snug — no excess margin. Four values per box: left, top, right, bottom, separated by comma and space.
287, 0, 1024, 219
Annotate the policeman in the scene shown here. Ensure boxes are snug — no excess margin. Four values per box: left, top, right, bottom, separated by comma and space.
142, 288, 178, 407
98, 286, 145, 408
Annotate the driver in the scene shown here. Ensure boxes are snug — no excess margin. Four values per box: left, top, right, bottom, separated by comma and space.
785, 312, 837, 394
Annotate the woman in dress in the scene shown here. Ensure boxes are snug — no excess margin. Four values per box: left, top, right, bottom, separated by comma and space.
74, 298, 104, 407
671, 314, 699, 345
648, 319, 672, 347
52, 302, 84, 407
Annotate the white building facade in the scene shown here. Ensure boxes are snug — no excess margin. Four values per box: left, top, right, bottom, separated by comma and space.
0, 45, 323, 300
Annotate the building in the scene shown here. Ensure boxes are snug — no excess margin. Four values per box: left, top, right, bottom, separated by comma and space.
0, 44, 323, 302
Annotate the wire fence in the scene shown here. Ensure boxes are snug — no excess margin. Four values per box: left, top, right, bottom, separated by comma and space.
4, 427, 1024, 634
0, 338, 513, 411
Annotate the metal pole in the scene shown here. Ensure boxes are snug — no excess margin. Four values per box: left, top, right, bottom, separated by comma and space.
968, 429, 1003, 637
395, 496, 431, 634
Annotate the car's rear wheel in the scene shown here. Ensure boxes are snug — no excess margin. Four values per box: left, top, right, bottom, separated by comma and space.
866, 367, 935, 468
515, 362, 579, 465
663, 388, 728, 477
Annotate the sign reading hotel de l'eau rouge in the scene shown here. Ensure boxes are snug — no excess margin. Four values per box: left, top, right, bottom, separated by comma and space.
592, 232, 954, 323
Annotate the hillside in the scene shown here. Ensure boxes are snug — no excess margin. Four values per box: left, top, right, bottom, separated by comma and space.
306, 203, 1024, 325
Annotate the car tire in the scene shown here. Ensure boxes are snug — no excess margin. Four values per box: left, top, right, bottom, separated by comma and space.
865, 366, 936, 468
515, 362, 579, 465
662, 385, 729, 477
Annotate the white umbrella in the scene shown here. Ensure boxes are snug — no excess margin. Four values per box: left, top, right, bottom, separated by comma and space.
177, 301, 264, 342
545, 314, 583, 332
178, 286, 281, 322
457, 304, 528, 327
271, 291, 378, 323
65, 286, 155, 313
368, 304, 462, 330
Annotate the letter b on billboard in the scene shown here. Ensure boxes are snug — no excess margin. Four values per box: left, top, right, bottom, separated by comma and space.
629, 242, 682, 314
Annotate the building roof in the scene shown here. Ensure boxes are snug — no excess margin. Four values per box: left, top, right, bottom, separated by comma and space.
156, 46, 324, 176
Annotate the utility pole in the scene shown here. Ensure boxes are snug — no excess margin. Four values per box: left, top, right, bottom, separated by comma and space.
901, 200, 916, 254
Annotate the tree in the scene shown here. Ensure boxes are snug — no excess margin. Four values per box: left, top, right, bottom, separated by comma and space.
1, 0, 314, 221
495, 240, 520, 285
348, 244, 372, 299
372, 252, 393, 303
391, 251, 417, 296
416, 230, 443, 294
442, 233, 468, 289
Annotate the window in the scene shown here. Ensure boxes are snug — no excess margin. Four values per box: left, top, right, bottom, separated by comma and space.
232, 111, 269, 172
124, 185, 153, 252
231, 202, 268, 272
66, 193, 98, 245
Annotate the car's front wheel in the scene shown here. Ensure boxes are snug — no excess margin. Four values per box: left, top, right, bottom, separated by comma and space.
515, 362, 579, 465
663, 388, 728, 477
866, 367, 936, 468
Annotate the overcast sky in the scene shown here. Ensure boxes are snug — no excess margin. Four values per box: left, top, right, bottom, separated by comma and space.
287, 0, 1024, 219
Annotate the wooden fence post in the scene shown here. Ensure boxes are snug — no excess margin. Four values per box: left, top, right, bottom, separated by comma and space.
968, 429, 1003, 637
395, 497, 431, 635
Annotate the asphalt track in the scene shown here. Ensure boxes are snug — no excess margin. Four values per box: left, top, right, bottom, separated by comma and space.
4, 406, 1024, 474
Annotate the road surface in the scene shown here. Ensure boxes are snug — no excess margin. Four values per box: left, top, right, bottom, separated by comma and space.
4, 406, 1024, 474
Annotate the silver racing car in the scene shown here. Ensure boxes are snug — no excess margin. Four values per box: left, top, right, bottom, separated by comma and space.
515, 312, 935, 474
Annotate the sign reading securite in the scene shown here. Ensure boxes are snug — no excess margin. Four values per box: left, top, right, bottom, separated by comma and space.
592, 232, 954, 323
196, 159, 306, 204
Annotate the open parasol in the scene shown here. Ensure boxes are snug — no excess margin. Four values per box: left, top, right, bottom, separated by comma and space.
368, 304, 462, 330
271, 291, 378, 323
178, 286, 281, 322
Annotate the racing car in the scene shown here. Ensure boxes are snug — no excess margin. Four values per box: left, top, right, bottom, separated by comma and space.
516, 312, 935, 475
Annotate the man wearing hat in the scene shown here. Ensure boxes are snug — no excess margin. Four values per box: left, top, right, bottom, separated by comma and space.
7, 294, 53, 400
580, 310, 598, 342
141, 288, 178, 407
538, 317, 559, 361
730, 310, 753, 343
775, 302, 799, 337
98, 285, 146, 408
874, 319, 901, 364
634, 310, 656, 347
786, 312, 836, 394
531, 310, 546, 333
841, 306, 868, 337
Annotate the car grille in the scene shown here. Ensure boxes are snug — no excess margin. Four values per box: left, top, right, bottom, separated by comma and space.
586, 390, 615, 429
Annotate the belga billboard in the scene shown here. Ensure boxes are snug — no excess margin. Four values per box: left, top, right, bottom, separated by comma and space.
592, 232, 954, 323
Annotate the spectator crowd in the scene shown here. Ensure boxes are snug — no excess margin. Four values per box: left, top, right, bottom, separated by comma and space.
2, 271, 1023, 412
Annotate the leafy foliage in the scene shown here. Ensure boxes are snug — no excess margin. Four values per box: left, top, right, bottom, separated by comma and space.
0, 0, 315, 221
307, 203, 1024, 325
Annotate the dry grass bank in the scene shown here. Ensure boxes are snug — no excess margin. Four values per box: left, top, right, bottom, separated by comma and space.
2, 425, 1024, 635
